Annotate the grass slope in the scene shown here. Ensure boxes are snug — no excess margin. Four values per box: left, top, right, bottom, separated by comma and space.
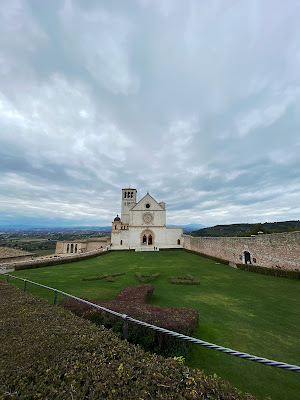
1, 281, 255, 400
6, 250, 300, 400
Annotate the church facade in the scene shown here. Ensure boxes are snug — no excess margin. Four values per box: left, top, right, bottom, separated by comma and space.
111, 188, 183, 250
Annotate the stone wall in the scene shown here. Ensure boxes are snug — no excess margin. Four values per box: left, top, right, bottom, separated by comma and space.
182, 232, 300, 271
0, 255, 33, 264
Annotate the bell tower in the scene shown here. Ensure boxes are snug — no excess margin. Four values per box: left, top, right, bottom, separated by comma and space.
121, 188, 137, 224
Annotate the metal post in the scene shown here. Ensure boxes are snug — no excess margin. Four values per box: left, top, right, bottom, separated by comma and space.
53, 290, 58, 305
122, 314, 128, 340
24, 280, 27, 292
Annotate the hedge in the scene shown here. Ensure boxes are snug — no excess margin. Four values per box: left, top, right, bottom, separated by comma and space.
135, 272, 160, 283
61, 285, 199, 356
14, 249, 110, 271
0, 281, 259, 400
236, 263, 300, 279
184, 249, 300, 279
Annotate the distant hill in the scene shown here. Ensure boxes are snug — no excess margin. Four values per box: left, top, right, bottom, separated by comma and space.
190, 220, 300, 237
167, 224, 206, 233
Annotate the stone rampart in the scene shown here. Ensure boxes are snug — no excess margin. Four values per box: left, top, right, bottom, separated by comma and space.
182, 232, 300, 271
0, 247, 110, 272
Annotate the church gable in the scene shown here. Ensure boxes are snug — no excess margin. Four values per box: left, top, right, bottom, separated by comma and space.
131, 193, 164, 212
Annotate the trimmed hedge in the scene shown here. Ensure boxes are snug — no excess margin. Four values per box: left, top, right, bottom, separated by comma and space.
169, 274, 200, 285
236, 263, 300, 279
135, 272, 160, 283
0, 281, 258, 400
184, 249, 300, 279
14, 249, 110, 271
61, 285, 199, 356
82, 272, 125, 281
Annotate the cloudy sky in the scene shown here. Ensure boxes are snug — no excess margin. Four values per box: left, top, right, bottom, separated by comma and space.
1, 0, 300, 227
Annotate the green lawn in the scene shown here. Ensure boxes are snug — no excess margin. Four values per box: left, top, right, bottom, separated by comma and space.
4, 250, 300, 400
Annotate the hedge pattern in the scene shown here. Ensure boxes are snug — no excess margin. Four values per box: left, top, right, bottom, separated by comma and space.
135, 272, 160, 283
82, 272, 125, 281
61, 285, 199, 356
169, 274, 200, 285
0, 280, 260, 399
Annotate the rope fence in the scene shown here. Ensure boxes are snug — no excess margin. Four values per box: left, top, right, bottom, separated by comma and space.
1, 273, 300, 373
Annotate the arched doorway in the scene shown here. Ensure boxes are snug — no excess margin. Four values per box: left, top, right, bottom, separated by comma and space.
244, 251, 251, 264
140, 230, 155, 246
177, 239, 180, 245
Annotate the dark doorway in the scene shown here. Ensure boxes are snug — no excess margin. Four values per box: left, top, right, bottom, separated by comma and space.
120, 240, 123, 245
244, 251, 251, 264
143, 235, 147, 244
148, 235, 152, 245
177, 239, 180, 245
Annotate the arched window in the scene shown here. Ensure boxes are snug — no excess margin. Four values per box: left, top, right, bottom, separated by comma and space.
120, 240, 123, 245
115, 225, 118, 230
75, 244, 78, 253
128, 191, 130, 198
70, 243, 74, 253
124, 192, 127, 198
143, 235, 147, 244
67, 244, 69, 253
131, 192, 133, 198
148, 235, 152, 245
177, 239, 180, 245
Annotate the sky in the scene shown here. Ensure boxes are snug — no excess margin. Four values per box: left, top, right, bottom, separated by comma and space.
1, 0, 300, 227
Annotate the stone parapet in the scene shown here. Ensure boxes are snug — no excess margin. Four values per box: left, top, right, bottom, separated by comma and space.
182, 232, 300, 271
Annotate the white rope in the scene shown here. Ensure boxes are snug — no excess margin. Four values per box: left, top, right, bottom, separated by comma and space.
2, 273, 300, 373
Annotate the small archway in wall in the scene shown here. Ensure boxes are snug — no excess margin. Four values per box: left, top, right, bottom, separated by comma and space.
177, 239, 180, 245
70, 243, 74, 253
140, 229, 155, 245
67, 244, 69, 253
75, 244, 78, 253
120, 240, 123, 245
244, 251, 251, 264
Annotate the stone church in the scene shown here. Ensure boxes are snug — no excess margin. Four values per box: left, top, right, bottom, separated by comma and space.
111, 188, 183, 250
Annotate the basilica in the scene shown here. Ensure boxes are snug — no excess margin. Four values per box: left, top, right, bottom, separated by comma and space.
111, 188, 183, 250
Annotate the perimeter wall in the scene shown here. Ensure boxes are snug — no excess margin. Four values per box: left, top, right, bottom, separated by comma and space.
182, 232, 300, 271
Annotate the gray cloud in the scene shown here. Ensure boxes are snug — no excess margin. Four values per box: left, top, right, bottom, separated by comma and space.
0, 0, 300, 227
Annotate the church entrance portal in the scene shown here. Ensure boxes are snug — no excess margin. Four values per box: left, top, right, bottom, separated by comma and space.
244, 251, 251, 264
141, 230, 154, 246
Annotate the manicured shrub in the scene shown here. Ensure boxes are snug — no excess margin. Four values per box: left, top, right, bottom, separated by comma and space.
61, 285, 199, 356
135, 272, 160, 283
169, 274, 200, 285
14, 249, 110, 271
0, 281, 257, 400
236, 263, 300, 279
82, 272, 125, 281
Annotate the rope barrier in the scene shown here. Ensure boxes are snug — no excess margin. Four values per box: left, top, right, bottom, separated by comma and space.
2, 273, 300, 373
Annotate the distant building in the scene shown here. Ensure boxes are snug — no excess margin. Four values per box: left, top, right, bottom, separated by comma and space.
0, 247, 34, 264
111, 188, 183, 250
55, 237, 110, 255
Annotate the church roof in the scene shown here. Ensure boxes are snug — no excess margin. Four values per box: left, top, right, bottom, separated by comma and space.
130, 193, 165, 211
0, 247, 34, 259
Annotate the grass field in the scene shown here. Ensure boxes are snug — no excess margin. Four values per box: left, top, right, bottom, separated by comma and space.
5, 250, 300, 400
